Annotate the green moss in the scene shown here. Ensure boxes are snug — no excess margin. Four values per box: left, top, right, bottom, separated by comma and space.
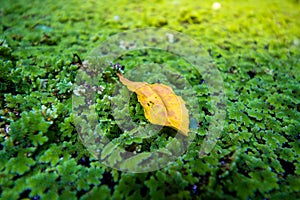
1, 0, 300, 199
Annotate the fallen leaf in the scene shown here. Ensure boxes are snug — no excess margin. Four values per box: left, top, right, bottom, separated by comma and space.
117, 73, 189, 136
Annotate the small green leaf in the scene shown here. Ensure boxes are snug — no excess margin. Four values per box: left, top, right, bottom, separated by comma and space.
6, 154, 35, 175
39, 144, 61, 166
29, 132, 48, 146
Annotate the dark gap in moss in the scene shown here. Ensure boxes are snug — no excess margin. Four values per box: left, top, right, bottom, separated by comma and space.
140, 138, 153, 152
282, 142, 292, 148
127, 188, 135, 196
76, 189, 87, 199
247, 70, 256, 79
107, 114, 115, 120
139, 184, 149, 197
124, 142, 138, 152
71, 150, 79, 160
236, 162, 251, 178
217, 174, 238, 199
252, 190, 265, 200
192, 172, 210, 194
12, 173, 22, 182
159, 126, 177, 138
216, 54, 222, 59
282, 134, 298, 144
229, 66, 238, 74
101, 170, 115, 194
77, 156, 91, 167
255, 134, 266, 145
32, 195, 41, 200
275, 116, 284, 123
268, 103, 275, 111
202, 107, 212, 116
103, 124, 123, 141
278, 158, 295, 177
19, 189, 31, 199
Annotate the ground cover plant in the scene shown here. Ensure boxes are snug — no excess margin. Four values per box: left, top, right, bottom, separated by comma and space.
0, 0, 300, 199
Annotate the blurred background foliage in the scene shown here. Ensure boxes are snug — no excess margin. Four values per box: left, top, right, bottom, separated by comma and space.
0, 0, 300, 199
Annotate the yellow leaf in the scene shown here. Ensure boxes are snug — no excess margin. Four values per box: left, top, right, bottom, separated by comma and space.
117, 73, 189, 136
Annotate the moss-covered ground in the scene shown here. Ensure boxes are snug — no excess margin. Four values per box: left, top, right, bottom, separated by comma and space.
1, 0, 300, 199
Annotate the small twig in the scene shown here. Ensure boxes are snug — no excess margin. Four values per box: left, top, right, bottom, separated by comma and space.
72, 53, 82, 67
